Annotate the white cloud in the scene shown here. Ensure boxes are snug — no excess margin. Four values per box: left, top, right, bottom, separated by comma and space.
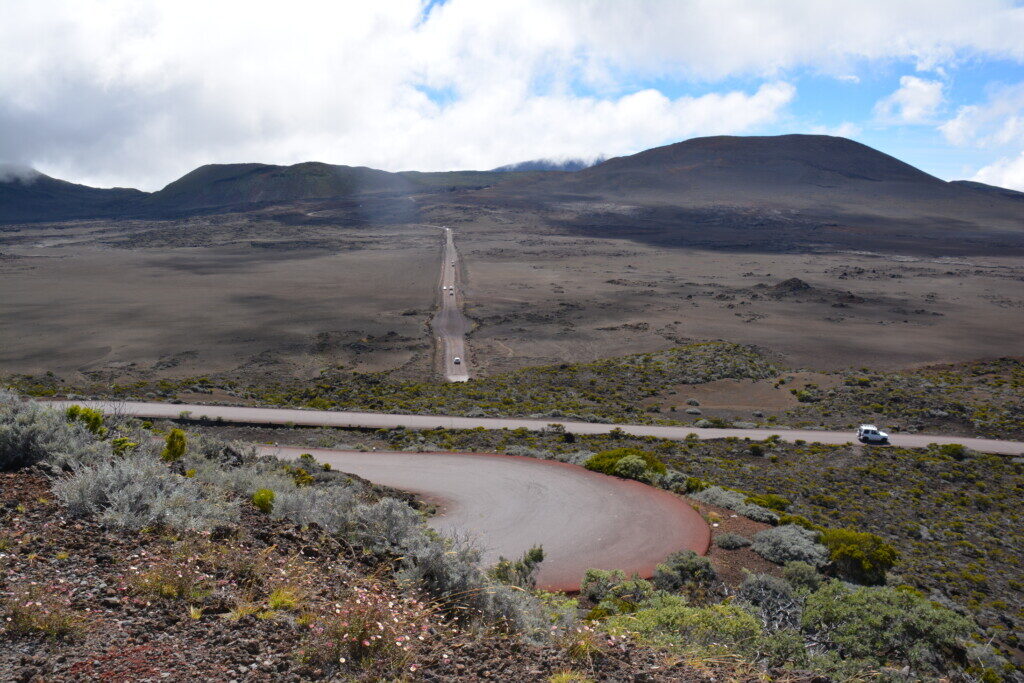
941, 83, 1024, 190
873, 76, 945, 124
1, 1, 1023, 188
972, 151, 1024, 190
940, 83, 1024, 147
0, 163, 40, 183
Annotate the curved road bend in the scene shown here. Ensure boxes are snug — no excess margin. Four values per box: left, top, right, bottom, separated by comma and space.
55, 401, 1024, 456
432, 227, 470, 382
265, 445, 708, 591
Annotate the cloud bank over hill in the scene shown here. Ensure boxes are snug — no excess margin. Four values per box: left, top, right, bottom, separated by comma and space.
1, 1, 1023, 189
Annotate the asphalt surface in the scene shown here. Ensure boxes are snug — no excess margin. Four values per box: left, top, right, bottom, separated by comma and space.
433, 227, 470, 382
265, 445, 708, 591
56, 401, 1024, 456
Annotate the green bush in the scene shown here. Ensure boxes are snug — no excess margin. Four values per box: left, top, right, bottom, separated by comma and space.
782, 561, 822, 593
584, 448, 666, 477
652, 550, 717, 592
819, 528, 898, 585
606, 597, 761, 648
580, 568, 625, 603
937, 443, 968, 460
594, 578, 655, 616
714, 532, 752, 550
752, 525, 828, 567
745, 493, 791, 512
489, 545, 544, 589
65, 405, 107, 437
251, 488, 275, 514
161, 429, 187, 462
611, 454, 652, 483
802, 581, 972, 673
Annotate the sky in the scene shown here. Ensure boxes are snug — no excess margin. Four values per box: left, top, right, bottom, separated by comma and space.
2, 0, 1024, 191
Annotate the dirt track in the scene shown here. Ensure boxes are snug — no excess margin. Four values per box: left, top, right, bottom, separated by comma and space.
267, 445, 708, 591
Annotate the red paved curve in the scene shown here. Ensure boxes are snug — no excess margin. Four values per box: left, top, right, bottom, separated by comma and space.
266, 445, 709, 592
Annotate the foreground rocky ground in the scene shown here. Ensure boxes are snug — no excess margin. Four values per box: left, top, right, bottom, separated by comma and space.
1, 468, 787, 682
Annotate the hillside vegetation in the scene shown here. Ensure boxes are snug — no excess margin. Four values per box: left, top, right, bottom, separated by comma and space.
3, 393, 1017, 680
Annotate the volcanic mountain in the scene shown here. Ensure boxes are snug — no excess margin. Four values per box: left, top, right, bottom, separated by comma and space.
144, 162, 416, 214
477, 134, 1024, 253
3, 135, 1022, 253
0, 172, 145, 223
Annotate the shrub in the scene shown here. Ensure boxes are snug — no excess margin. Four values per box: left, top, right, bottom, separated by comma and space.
937, 443, 968, 460
692, 486, 779, 524
735, 502, 780, 524
651, 550, 717, 592
752, 525, 828, 567
549, 671, 595, 683
65, 405, 107, 437
350, 498, 427, 558
271, 485, 359, 533
738, 574, 801, 631
584, 448, 666, 477
782, 561, 823, 593
776, 513, 822, 531
691, 485, 745, 509
802, 581, 973, 673
251, 488, 275, 514
396, 533, 547, 639
606, 597, 761, 648
611, 454, 653, 483
161, 429, 187, 462
489, 546, 544, 589
819, 528, 898, 585
54, 453, 238, 531
594, 578, 655, 616
0, 393, 108, 471
267, 586, 303, 611
580, 568, 626, 603
714, 532, 752, 550
745, 493, 791, 512
300, 579, 429, 677
130, 556, 211, 601
558, 625, 606, 666
2, 585, 86, 639
186, 456, 295, 497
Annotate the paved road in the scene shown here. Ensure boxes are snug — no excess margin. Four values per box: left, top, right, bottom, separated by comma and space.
265, 445, 708, 591
52, 401, 1024, 455
433, 227, 470, 382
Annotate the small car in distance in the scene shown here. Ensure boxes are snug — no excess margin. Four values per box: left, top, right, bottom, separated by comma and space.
857, 424, 889, 444
453, 357, 461, 365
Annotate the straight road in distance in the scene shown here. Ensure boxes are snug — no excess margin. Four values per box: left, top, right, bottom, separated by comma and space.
432, 227, 470, 382
52, 401, 1024, 455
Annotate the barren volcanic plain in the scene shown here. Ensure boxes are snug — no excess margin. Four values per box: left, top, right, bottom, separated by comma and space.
2, 135, 1022, 387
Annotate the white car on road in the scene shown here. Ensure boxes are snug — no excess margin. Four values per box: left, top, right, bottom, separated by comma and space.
453, 357, 461, 365
857, 424, 889, 444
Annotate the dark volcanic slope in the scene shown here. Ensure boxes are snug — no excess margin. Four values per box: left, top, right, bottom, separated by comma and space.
477, 134, 1024, 254
144, 161, 416, 214
531, 135, 1005, 208
0, 173, 145, 223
